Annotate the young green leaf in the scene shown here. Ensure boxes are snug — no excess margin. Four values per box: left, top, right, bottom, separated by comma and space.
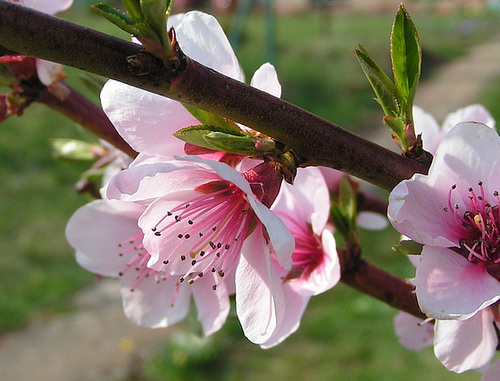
183, 104, 244, 135
391, 3, 421, 119
354, 45, 400, 118
91, 3, 137, 35
392, 240, 423, 255
174, 125, 264, 156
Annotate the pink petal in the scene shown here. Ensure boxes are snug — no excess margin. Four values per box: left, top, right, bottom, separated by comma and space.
356, 211, 388, 231
430, 122, 500, 188
106, 160, 218, 202
65, 200, 145, 276
388, 175, 460, 247
273, 167, 329, 237
393, 312, 433, 351
192, 273, 230, 335
434, 310, 497, 373
120, 272, 191, 328
415, 246, 500, 320
235, 226, 285, 344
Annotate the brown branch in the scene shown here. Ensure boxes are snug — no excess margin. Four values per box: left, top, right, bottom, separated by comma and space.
0, 1, 430, 190
338, 248, 425, 319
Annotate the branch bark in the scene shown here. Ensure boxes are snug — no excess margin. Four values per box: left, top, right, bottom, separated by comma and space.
0, 1, 430, 190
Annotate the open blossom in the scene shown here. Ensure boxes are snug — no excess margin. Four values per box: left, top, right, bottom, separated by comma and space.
414, 104, 495, 154
388, 122, 500, 371
66, 199, 229, 334
106, 155, 295, 344
261, 168, 340, 348
101, 11, 281, 159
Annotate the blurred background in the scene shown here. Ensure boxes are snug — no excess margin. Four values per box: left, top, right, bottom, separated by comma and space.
2, 0, 500, 379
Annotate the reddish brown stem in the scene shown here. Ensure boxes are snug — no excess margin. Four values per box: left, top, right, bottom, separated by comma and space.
40, 85, 137, 158
339, 248, 425, 319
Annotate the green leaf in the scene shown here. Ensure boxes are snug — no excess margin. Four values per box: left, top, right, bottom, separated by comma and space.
174, 125, 263, 155
354, 45, 400, 118
391, 4, 421, 119
392, 240, 423, 255
122, 0, 143, 21
183, 104, 244, 135
330, 204, 350, 238
91, 3, 137, 35
140, 0, 169, 45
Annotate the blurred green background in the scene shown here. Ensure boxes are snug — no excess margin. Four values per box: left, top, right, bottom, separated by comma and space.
2, 0, 500, 379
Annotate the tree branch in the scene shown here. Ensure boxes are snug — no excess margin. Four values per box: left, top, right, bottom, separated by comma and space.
0, 1, 430, 189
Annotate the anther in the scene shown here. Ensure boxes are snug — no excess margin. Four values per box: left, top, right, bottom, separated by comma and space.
181, 255, 186, 261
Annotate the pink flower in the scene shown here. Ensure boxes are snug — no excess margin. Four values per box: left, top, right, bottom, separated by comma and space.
66, 199, 229, 334
101, 11, 281, 159
413, 104, 495, 154
389, 122, 500, 321
260, 168, 340, 348
106, 155, 295, 344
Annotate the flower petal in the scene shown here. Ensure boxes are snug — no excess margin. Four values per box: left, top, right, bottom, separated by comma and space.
235, 226, 285, 344
100, 80, 196, 158
415, 246, 500, 320
393, 312, 433, 351
65, 200, 145, 276
260, 288, 309, 349
250, 62, 281, 98
192, 273, 230, 336
106, 160, 218, 202
120, 272, 191, 328
170, 11, 243, 81
434, 310, 497, 373
19, 0, 73, 14
413, 105, 441, 154
442, 104, 496, 133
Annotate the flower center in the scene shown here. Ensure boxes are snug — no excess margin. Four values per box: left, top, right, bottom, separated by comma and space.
445, 182, 500, 279
277, 213, 323, 282
149, 180, 255, 289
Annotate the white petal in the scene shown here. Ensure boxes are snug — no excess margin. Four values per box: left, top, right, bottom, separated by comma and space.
413, 105, 441, 154
356, 211, 388, 231
250, 63, 281, 98
170, 11, 243, 81
19, 0, 73, 14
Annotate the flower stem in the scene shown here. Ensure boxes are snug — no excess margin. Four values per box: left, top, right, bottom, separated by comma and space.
0, 1, 429, 190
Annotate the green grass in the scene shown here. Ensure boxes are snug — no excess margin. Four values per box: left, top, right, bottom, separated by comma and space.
1, 4, 499, 379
